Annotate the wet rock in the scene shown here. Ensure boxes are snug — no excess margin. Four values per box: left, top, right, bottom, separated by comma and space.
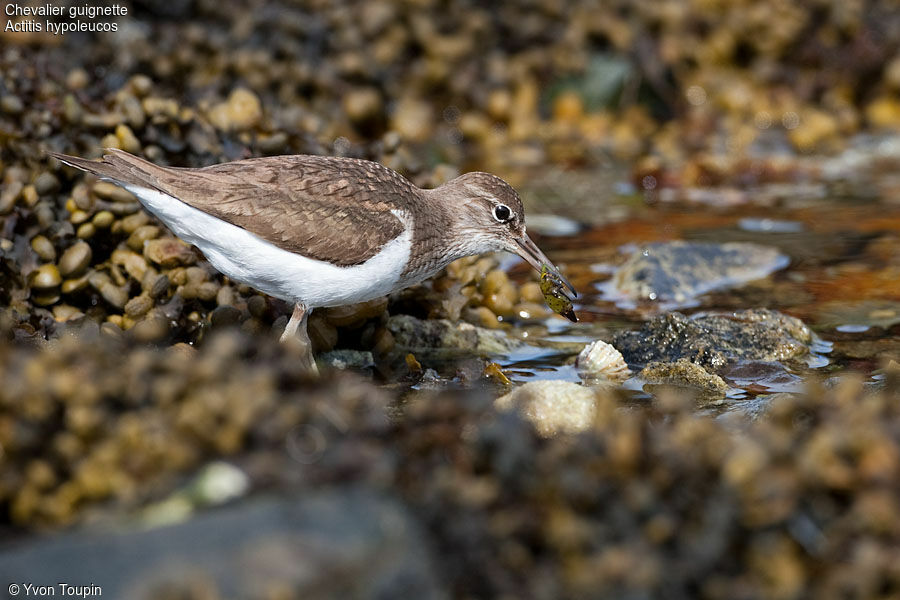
209, 305, 242, 328
93, 182, 136, 203
606, 241, 788, 306
613, 309, 814, 370
495, 381, 610, 437
639, 359, 730, 397
30, 264, 62, 289
144, 238, 196, 267
58, 242, 92, 278
1, 94, 24, 115
318, 349, 376, 370
208, 88, 262, 131
33, 173, 60, 195
0, 181, 23, 215
387, 314, 523, 356
30, 236, 56, 262
0, 491, 444, 599
124, 295, 154, 319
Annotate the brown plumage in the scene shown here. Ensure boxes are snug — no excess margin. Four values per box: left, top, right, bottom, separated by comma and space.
49, 149, 414, 267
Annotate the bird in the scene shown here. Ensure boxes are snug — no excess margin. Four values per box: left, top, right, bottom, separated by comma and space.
49, 149, 576, 372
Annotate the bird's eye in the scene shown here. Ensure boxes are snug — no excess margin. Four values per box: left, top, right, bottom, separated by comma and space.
493, 204, 512, 222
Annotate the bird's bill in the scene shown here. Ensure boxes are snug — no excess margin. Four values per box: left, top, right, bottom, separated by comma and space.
515, 234, 577, 298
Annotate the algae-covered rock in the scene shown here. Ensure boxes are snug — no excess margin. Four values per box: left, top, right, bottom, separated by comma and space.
387, 314, 523, 356
639, 358, 730, 405
614, 309, 813, 370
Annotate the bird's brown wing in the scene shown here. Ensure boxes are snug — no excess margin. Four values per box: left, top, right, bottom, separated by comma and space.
54, 149, 413, 266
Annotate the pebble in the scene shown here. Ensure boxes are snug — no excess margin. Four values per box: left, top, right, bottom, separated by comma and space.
30, 236, 57, 262
127, 225, 161, 251
208, 88, 262, 131
115, 124, 141, 153
65, 68, 89, 90
76, 223, 96, 240
92, 211, 115, 229
93, 182, 136, 203
124, 295, 154, 318
31, 264, 62, 289
1, 94, 24, 115
21, 185, 38, 207
150, 274, 170, 299
0, 181, 23, 215
144, 238, 196, 267
58, 242, 92, 278
210, 305, 242, 328
33, 173, 60, 195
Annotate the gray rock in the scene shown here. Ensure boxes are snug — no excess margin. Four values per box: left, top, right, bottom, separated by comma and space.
606, 241, 788, 305
638, 359, 730, 406
387, 315, 523, 356
319, 349, 375, 370
613, 309, 813, 370
0, 489, 445, 600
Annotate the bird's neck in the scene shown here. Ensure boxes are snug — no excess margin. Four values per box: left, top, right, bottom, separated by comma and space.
399, 188, 480, 284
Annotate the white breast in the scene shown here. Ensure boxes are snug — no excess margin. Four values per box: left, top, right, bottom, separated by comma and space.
125, 186, 412, 308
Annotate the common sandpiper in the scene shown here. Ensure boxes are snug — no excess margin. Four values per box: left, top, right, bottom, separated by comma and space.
49, 149, 576, 370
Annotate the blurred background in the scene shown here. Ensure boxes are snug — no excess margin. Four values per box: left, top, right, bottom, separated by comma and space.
4, 1, 900, 598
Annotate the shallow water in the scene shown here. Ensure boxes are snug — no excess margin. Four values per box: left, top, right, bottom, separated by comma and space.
494, 171, 900, 399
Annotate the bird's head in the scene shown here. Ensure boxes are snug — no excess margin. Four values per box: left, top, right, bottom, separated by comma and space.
431, 171, 576, 299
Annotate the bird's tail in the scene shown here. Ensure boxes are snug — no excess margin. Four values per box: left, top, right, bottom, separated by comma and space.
48, 148, 165, 192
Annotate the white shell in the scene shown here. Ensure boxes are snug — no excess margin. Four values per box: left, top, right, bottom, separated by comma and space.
575, 340, 631, 382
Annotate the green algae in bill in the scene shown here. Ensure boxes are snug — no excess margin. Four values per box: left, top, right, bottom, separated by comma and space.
540, 264, 577, 322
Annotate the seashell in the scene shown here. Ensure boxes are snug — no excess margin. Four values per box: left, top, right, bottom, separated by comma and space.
576, 340, 631, 383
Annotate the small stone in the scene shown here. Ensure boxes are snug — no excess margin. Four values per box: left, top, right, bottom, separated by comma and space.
66, 68, 89, 90
31, 264, 62, 289
33, 172, 60, 195
142, 97, 179, 118
93, 182, 136, 203
21, 185, 38, 207
62, 275, 90, 295
0, 181, 23, 214
208, 88, 262, 131
247, 295, 267, 318
210, 305, 242, 328
149, 274, 170, 299
76, 223, 96, 239
130, 310, 169, 343
99, 283, 128, 310
69, 210, 91, 225
127, 225, 161, 251
1, 95, 24, 115
124, 294, 154, 318
344, 88, 383, 124
101, 133, 121, 150
58, 242, 92, 278
30, 236, 57, 262
129, 74, 153, 96
120, 96, 146, 129
120, 211, 149, 233
92, 211, 115, 228
144, 238, 196, 267
115, 124, 141, 153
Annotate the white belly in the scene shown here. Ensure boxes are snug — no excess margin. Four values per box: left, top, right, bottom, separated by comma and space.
125, 186, 412, 308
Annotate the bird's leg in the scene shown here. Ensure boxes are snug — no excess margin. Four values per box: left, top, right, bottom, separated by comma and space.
281, 303, 318, 375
